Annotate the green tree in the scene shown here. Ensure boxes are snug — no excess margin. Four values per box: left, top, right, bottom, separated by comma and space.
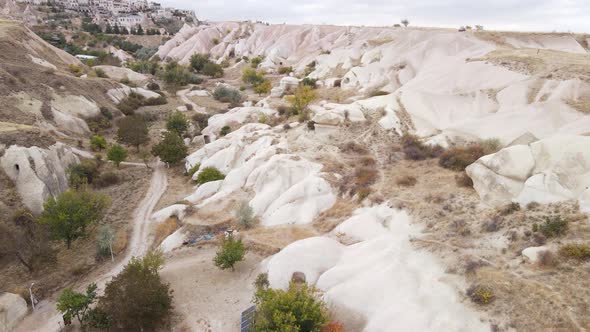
117, 115, 149, 151
213, 234, 245, 271
39, 190, 110, 249
90, 135, 107, 151
253, 282, 329, 332
98, 250, 172, 331
56, 283, 97, 326
107, 144, 128, 168
166, 111, 189, 136
151, 131, 188, 165
254, 80, 272, 96
202, 62, 224, 78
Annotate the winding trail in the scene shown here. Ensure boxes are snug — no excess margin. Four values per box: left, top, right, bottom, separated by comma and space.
16, 161, 168, 332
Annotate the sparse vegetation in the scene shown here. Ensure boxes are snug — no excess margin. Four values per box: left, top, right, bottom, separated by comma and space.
90, 135, 107, 151
533, 216, 569, 238
242, 67, 266, 86
159, 61, 202, 88
250, 56, 263, 68
286, 86, 317, 121
189, 53, 224, 77
166, 111, 189, 136
220, 125, 231, 136
369, 90, 389, 97
187, 163, 200, 178
401, 134, 443, 160
559, 244, 590, 261
438, 145, 485, 171
117, 115, 149, 151
278, 66, 293, 74
196, 167, 225, 184
213, 234, 245, 271
467, 284, 495, 305
396, 175, 417, 187
236, 201, 255, 229
254, 80, 272, 96
300, 77, 318, 88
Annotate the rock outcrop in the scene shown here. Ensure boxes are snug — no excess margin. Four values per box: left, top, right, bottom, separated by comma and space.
467, 135, 590, 211
0, 292, 28, 331
93, 65, 149, 85
0, 143, 79, 214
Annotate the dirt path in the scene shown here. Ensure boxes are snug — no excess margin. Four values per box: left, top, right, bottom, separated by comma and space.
16, 161, 168, 332
177, 87, 206, 113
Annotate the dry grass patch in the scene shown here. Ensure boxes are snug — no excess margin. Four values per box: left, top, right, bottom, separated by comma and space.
242, 225, 317, 255
313, 199, 358, 233
396, 175, 417, 187
154, 217, 180, 245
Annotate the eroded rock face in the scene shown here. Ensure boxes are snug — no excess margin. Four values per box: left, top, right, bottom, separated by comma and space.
0, 293, 28, 331
93, 65, 149, 85
0, 143, 79, 214
467, 136, 590, 210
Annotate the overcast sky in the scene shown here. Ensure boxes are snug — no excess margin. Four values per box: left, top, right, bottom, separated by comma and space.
161, 0, 590, 33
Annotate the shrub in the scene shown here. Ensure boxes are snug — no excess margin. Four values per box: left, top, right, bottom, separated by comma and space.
538, 250, 558, 267
286, 86, 317, 120
253, 282, 329, 331
202, 62, 224, 78
396, 175, 417, 187
369, 90, 389, 97
86, 115, 111, 133
90, 135, 107, 151
277, 66, 293, 74
467, 285, 495, 305
213, 235, 245, 271
68, 64, 83, 76
307, 120, 316, 131
196, 167, 225, 184
68, 160, 100, 188
189, 53, 210, 72
147, 82, 160, 91
117, 92, 145, 115
438, 145, 485, 171
186, 163, 200, 178
236, 201, 255, 229
192, 113, 210, 131
57, 283, 98, 327
213, 86, 242, 105
144, 94, 167, 106
107, 144, 127, 167
341, 141, 369, 154
166, 111, 189, 135
127, 60, 158, 75
93, 68, 107, 78
480, 138, 502, 154
300, 77, 317, 88
158, 61, 202, 88
94, 172, 119, 188
250, 56, 263, 68
401, 134, 443, 160
219, 125, 231, 137
534, 216, 568, 238
242, 67, 266, 86
239, 86, 246, 91
151, 131, 188, 165
254, 80, 272, 96
498, 202, 520, 216
559, 244, 590, 261
99, 107, 113, 120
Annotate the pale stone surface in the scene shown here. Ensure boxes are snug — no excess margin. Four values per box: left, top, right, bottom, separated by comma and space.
522, 246, 550, 264
93, 65, 149, 85
0, 293, 28, 331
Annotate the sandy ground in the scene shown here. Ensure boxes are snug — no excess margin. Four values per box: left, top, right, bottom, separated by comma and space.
16, 161, 168, 332
161, 247, 264, 332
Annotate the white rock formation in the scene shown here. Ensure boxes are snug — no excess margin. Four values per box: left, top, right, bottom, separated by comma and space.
106, 46, 134, 63
467, 135, 590, 209
107, 86, 161, 103
265, 204, 488, 331
0, 292, 28, 331
0, 143, 79, 214
310, 103, 366, 125
183, 123, 336, 226
93, 65, 149, 85
156, 22, 590, 144
201, 107, 277, 141
151, 204, 188, 223
522, 246, 550, 264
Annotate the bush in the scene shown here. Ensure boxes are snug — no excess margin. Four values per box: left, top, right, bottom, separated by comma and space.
117, 92, 145, 115
286, 86, 317, 121
533, 216, 568, 238
186, 163, 200, 178
117, 115, 149, 151
480, 138, 502, 154
99, 107, 113, 119
278, 66, 293, 74
202, 62, 224, 78
189, 53, 210, 72
166, 111, 189, 136
158, 61, 202, 88
144, 94, 168, 106
438, 145, 485, 171
93, 68, 107, 78
147, 82, 160, 91
68, 64, 83, 76
192, 113, 210, 131
401, 134, 443, 160
86, 115, 112, 133
467, 285, 495, 305
396, 175, 417, 187
90, 135, 107, 151
300, 77, 317, 88
253, 282, 329, 331
219, 125, 231, 137
455, 172, 473, 188
250, 56, 263, 68
213, 235, 245, 271
254, 80, 271, 96
236, 201, 255, 229
559, 244, 590, 261
213, 86, 242, 105
94, 172, 119, 188
369, 90, 389, 97
127, 60, 159, 75
68, 159, 100, 188
242, 67, 266, 86
196, 167, 225, 184
134, 46, 158, 60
